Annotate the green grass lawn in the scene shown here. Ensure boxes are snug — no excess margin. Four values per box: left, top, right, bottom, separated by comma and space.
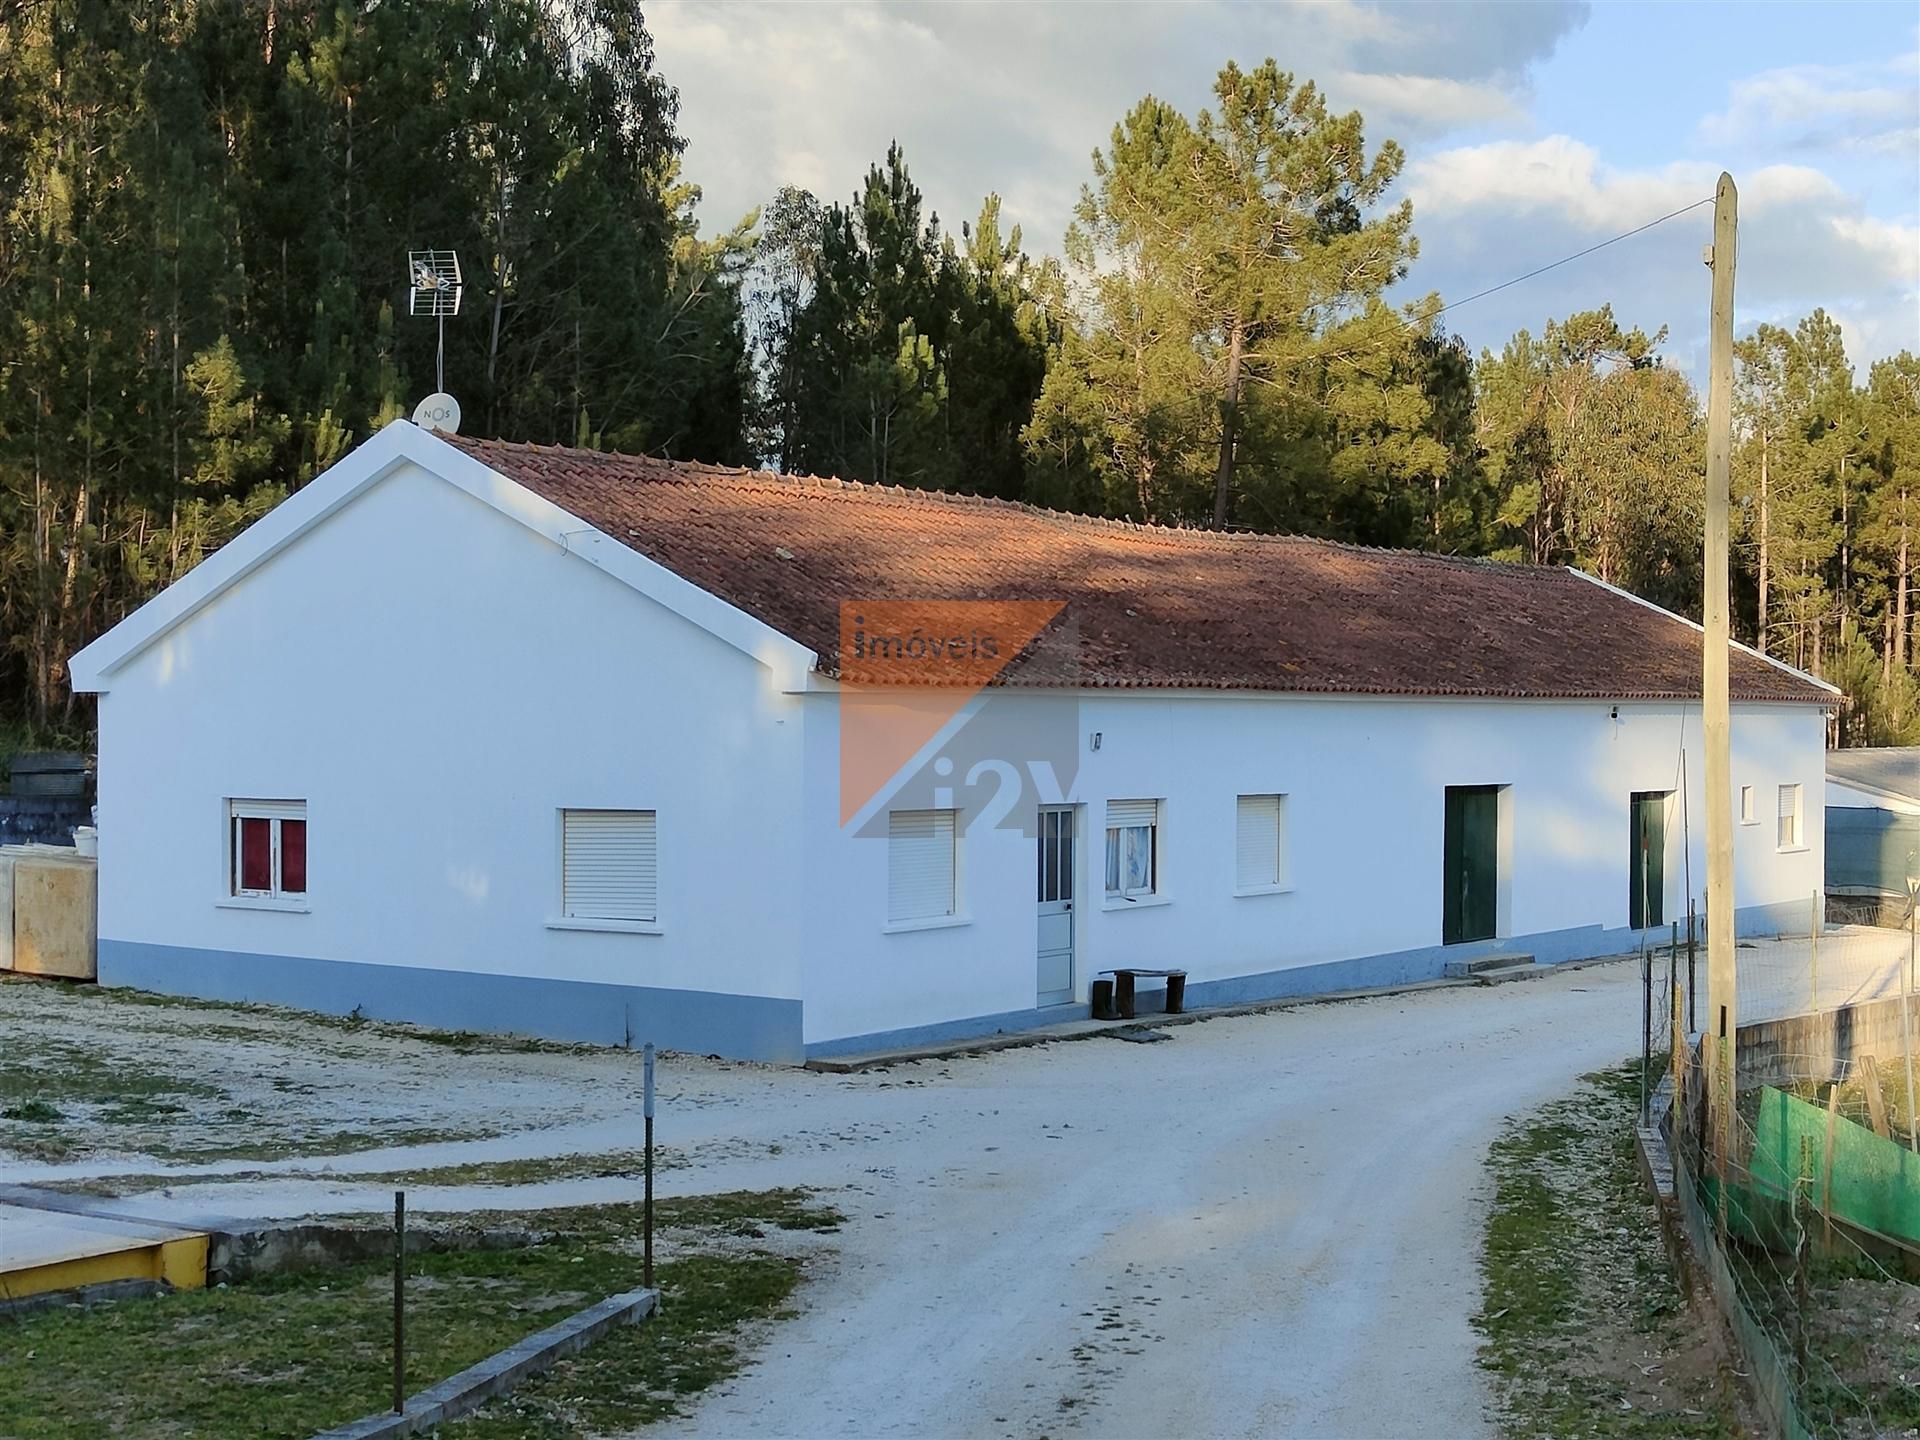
0, 1190, 840, 1439
1476, 1062, 1750, 1439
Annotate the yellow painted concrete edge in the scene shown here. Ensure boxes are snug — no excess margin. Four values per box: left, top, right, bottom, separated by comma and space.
0, 1232, 206, 1300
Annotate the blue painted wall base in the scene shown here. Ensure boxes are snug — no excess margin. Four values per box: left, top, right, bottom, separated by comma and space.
98, 900, 1804, 1067
804, 901, 1802, 1060
98, 941, 804, 1063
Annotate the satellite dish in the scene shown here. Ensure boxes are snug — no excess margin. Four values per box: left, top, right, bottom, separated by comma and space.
412, 392, 462, 435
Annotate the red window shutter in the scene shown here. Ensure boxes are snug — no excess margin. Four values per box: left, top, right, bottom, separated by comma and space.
239, 817, 272, 891
280, 819, 307, 894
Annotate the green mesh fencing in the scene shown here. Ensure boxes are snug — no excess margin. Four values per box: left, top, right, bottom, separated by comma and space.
1826, 805, 1920, 899
1750, 1084, 1920, 1246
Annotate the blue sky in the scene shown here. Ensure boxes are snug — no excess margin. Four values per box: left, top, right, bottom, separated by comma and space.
651, 1, 1919, 380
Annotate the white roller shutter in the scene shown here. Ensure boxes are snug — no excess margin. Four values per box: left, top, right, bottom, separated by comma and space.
888, 809, 957, 922
1776, 784, 1802, 848
1236, 794, 1283, 890
1106, 799, 1159, 831
563, 810, 658, 922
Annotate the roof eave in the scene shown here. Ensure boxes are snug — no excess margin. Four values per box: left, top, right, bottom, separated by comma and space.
69, 421, 820, 694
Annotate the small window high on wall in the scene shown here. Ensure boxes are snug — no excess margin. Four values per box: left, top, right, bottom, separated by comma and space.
229, 799, 307, 901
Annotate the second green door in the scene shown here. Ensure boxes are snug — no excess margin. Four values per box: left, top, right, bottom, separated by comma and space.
1443, 785, 1500, 945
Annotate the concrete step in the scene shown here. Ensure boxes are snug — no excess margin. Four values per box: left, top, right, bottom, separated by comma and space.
1471, 961, 1551, 985
1442, 952, 1536, 980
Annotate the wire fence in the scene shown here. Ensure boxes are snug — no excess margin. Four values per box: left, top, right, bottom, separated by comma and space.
1651, 899, 1920, 1439
1669, 1045, 1916, 1439
1640, 895, 1919, 1117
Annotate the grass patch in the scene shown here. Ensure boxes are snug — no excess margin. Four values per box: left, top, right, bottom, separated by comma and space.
0, 1189, 841, 1439
0, 1035, 220, 1111
0, 1035, 225, 1162
50, 1147, 695, 1199
8, 974, 591, 1056
0, 988, 502, 1165
1477, 1061, 1749, 1439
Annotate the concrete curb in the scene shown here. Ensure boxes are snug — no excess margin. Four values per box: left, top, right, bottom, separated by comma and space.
0, 1276, 167, 1319
807, 952, 1636, 1072
310, 1285, 660, 1439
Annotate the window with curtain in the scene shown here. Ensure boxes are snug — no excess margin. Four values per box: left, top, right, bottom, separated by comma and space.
229, 799, 307, 900
1105, 799, 1160, 899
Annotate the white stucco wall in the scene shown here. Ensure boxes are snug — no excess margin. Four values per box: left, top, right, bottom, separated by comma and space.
794, 691, 1828, 1046
94, 460, 804, 1011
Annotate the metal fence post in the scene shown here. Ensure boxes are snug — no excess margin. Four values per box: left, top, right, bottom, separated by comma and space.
643, 1042, 656, 1289
1641, 943, 1653, 1125
1687, 898, 1698, 1034
393, 1189, 406, 1415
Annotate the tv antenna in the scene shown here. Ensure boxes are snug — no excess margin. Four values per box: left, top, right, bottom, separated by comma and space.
408, 250, 464, 432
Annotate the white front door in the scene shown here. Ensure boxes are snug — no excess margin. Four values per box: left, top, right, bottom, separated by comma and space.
1037, 806, 1076, 1006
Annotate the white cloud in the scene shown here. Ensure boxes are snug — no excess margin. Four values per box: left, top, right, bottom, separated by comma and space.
1329, 72, 1524, 134
1696, 56, 1920, 157
648, 0, 1586, 247
1401, 137, 1920, 377
645, 2, 1916, 380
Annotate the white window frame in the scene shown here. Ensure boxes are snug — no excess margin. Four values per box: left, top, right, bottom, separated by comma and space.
1105, 799, 1163, 904
1739, 784, 1756, 825
223, 798, 308, 911
1776, 783, 1804, 851
885, 808, 964, 931
1234, 793, 1290, 896
551, 808, 661, 934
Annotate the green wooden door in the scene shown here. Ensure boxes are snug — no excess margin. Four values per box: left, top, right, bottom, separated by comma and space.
1443, 786, 1500, 945
1630, 791, 1667, 929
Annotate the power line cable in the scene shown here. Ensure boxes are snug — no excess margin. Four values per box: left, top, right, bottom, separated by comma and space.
1415, 194, 1717, 325
1316, 193, 1720, 372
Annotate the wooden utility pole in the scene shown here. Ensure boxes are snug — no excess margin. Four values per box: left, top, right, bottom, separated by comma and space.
1704, 173, 1738, 1179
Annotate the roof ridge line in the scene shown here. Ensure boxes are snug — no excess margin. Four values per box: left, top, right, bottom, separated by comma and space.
450, 434, 1557, 572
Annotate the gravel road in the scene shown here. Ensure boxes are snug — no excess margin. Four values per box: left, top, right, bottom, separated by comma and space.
640, 961, 1642, 1440
3, 959, 1645, 1438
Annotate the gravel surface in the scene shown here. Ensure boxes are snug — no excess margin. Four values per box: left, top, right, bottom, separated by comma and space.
3, 961, 1646, 1437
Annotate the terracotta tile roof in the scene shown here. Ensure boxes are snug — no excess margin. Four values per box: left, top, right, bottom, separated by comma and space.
444, 435, 1834, 704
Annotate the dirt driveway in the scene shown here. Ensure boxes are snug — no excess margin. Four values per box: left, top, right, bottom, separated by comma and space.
1, 961, 1644, 1438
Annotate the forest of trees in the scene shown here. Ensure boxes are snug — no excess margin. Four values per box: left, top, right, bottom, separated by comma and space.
4, 5, 1918, 748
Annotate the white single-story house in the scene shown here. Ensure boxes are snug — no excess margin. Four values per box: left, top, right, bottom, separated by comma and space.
70, 421, 1836, 1062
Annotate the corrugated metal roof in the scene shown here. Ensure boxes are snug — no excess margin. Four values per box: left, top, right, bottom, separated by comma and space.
1827, 747, 1920, 802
